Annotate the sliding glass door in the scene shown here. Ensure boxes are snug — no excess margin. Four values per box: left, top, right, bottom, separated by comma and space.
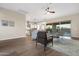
46, 21, 71, 37
56, 22, 71, 37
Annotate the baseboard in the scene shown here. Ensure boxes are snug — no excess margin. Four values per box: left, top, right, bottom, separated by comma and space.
0, 36, 26, 41
7, 37, 26, 40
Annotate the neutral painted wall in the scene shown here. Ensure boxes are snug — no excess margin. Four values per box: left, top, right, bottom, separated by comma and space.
47, 13, 79, 38
0, 8, 26, 40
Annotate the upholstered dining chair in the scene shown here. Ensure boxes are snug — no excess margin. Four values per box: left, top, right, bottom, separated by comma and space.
36, 31, 53, 51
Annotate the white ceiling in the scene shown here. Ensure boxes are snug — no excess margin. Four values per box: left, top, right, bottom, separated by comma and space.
0, 3, 79, 22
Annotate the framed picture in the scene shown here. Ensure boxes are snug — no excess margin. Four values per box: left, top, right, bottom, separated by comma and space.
1, 20, 8, 26
8, 21, 15, 27
1, 20, 15, 27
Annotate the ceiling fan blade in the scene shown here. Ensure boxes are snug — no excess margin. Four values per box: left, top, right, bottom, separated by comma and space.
49, 11, 55, 13
45, 7, 49, 11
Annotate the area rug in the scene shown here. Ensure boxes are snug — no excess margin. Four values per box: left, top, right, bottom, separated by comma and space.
48, 38, 79, 56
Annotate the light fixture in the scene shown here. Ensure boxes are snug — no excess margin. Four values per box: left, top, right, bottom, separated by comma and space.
45, 3, 55, 14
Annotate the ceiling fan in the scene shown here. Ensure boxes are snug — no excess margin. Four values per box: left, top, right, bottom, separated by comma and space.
45, 7, 55, 13
43, 3, 55, 14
